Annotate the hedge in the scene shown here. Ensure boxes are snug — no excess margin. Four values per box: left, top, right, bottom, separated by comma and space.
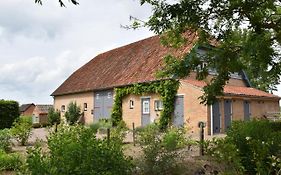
0, 100, 20, 129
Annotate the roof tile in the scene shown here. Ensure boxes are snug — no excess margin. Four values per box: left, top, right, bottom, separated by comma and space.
52, 33, 197, 96
183, 79, 280, 99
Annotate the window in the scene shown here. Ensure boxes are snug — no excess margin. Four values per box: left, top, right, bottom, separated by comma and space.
84, 103, 87, 111
96, 93, 100, 99
143, 101, 150, 114
154, 100, 163, 111
129, 100, 134, 109
108, 92, 112, 98
61, 105, 65, 112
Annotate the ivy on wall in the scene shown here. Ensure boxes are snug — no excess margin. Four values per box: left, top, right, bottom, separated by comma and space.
111, 79, 179, 129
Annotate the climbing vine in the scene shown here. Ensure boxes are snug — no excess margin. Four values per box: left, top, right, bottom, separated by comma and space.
111, 79, 179, 130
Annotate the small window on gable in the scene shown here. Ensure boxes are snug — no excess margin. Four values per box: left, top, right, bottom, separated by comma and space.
130, 100, 134, 109
61, 105, 65, 112
84, 103, 87, 111
154, 100, 163, 111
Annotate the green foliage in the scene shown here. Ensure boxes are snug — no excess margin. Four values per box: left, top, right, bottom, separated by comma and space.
23, 125, 133, 175
64, 101, 82, 125
35, 0, 79, 7
111, 79, 179, 129
10, 117, 33, 146
204, 138, 244, 174
162, 127, 187, 151
110, 121, 128, 144
0, 100, 20, 129
136, 124, 187, 175
47, 107, 61, 126
0, 150, 22, 171
137, 0, 281, 104
0, 129, 12, 153
205, 120, 281, 174
227, 120, 281, 174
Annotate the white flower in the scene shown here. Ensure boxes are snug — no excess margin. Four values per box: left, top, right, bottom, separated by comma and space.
246, 137, 251, 140
272, 162, 276, 167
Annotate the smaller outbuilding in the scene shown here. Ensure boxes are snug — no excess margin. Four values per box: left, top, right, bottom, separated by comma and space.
32, 105, 53, 126
19, 103, 35, 116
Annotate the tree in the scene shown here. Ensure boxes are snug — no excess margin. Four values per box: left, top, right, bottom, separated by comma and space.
134, 0, 281, 104
65, 101, 82, 125
0, 100, 20, 129
48, 107, 61, 132
10, 117, 33, 146
35, 0, 79, 7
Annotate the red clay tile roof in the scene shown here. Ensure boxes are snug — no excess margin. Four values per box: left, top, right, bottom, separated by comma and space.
20, 103, 35, 112
52, 33, 197, 96
183, 79, 280, 99
35, 105, 53, 114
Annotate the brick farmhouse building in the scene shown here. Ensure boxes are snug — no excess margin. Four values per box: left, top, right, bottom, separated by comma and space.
52, 33, 280, 135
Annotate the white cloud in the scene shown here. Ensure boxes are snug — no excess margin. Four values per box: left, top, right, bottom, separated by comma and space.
0, 0, 154, 104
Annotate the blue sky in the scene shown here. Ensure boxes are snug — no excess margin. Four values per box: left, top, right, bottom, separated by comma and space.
0, 0, 280, 105
0, 0, 154, 104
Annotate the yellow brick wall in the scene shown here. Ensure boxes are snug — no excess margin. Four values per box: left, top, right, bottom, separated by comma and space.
54, 92, 94, 124
122, 93, 161, 129
250, 99, 280, 118
178, 81, 208, 135
217, 97, 280, 133
232, 99, 244, 121
188, 73, 247, 87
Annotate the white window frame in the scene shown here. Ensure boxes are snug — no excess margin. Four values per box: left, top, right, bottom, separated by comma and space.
107, 92, 112, 99
129, 100, 134, 109
61, 105, 65, 112
84, 103, 88, 111
154, 100, 163, 111
143, 101, 150, 114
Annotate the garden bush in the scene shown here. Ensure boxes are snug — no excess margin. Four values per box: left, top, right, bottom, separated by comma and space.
23, 125, 133, 175
10, 116, 33, 146
136, 124, 187, 175
0, 150, 22, 171
47, 107, 61, 132
0, 129, 12, 152
0, 100, 20, 129
227, 120, 281, 174
204, 138, 244, 174
47, 107, 61, 126
65, 102, 82, 125
205, 120, 281, 174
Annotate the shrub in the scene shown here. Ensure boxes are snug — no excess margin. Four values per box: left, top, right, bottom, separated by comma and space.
136, 124, 187, 175
23, 125, 133, 175
227, 120, 281, 174
10, 117, 33, 146
48, 107, 60, 132
0, 150, 22, 171
47, 107, 61, 126
204, 138, 244, 174
0, 100, 20, 129
64, 102, 82, 125
205, 120, 281, 174
0, 129, 12, 152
